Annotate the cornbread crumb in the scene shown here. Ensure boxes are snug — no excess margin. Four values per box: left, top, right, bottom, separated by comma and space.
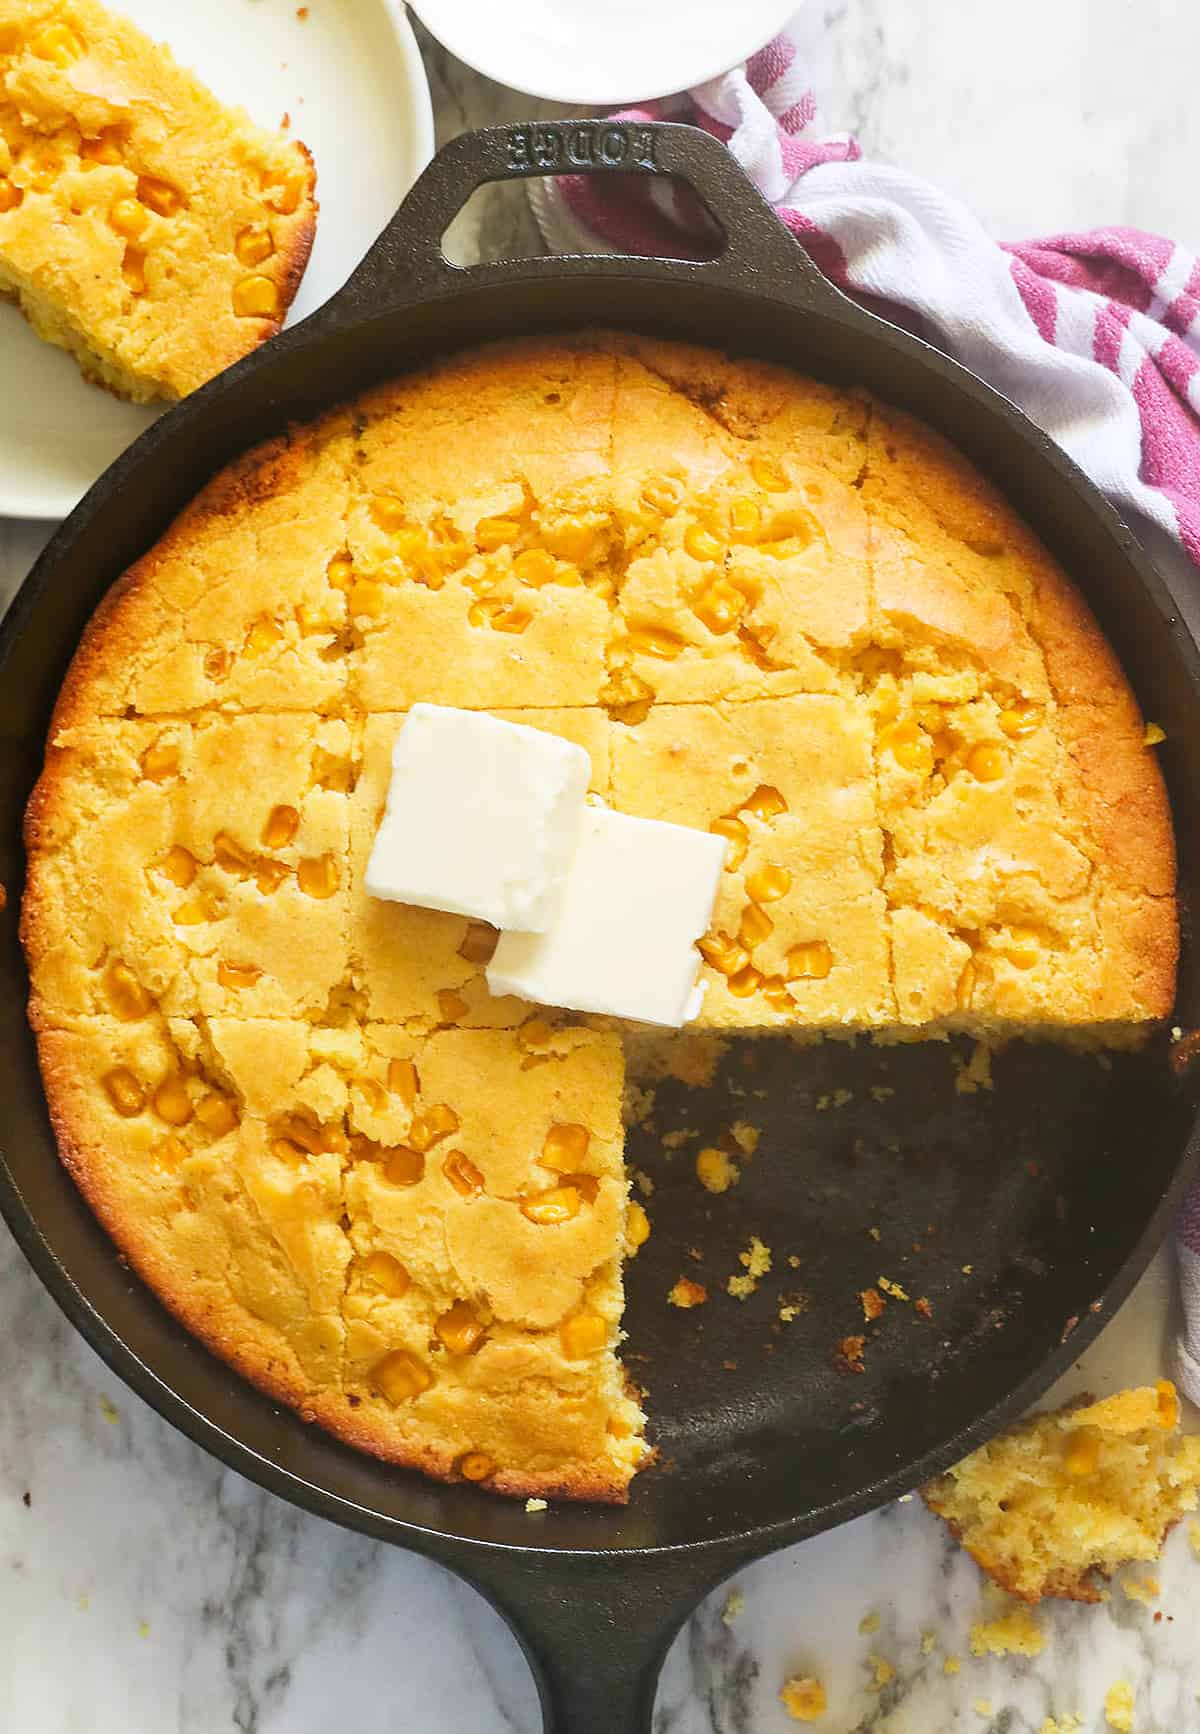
869, 1227, 882, 1243
915, 1297, 934, 1320
727, 1236, 771, 1299
867, 1655, 894, 1693
943, 1656, 961, 1676
789, 1255, 802, 1268
968, 1603, 1044, 1657
730, 1120, 759, 1157
954, 1042, 994, 1095
1144, 722, 1166, 745
721, 1588, 745, 1625
1120, 1574, 1159, 1604
1041, 1717, 1084, 1734
1104, 1680, 1135, 1731
779, 1299, 805, 1324
870, 1085, 894, 1102
920, 1631, 936, 1656
137, 1620, 150, 1639
780, 1676, 826, 1721
634, 1170, 655, 1196
668, 1277, 708, 1309
99, 1396, 119, 1424
878, 1276, 909, 1301
696, 1146, 739, 1193
862, 1287, 886, 1322
858, 1610, 880, 1635
835, 1335, 867, 1375
974, 1702, 993, 1720
525, 1498, 548, 1514
962, 1264, 975, 1275
660, 1130, 693, 1150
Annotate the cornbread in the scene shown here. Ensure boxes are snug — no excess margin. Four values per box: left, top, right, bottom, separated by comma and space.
0, 0, 315, 400
923, 1382, 1200, 1602
23, 333, 1177, 1500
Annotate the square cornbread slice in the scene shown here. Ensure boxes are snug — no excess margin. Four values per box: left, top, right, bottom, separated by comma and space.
0, 0, 316, 400
611, 697, 893, 1030
23, 714, 354, 1025
349, 710, 610, 1028
36, 1013, 644, 1501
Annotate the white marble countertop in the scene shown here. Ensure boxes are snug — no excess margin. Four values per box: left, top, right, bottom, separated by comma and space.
3, 3, 1200, 1729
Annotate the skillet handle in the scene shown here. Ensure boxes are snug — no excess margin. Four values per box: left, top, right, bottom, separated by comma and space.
332, 119, 842, 312
448, 1543, 747, 1733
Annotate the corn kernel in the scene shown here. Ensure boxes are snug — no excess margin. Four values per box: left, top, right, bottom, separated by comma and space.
383, 1146, 424, 1187
0, 178, 23, 213
195, 1092, 239, 1137
436, 1300, 486, 1355
312, 748, 354, 791
560, 1312, 607, 1358
728, 965, 763, 998
80, 129, 124, 166
492, 605, 533, 634
122, 247, 146, 293
745, 863, 791, 904
371, 1350, 431, 1404
966, 742, 1007, 781
475, 516, 521, 551
467, 598, 503, 629
761, 974, 795, 1012
138, 737, 178, 781
326, 553, 354, 592
697, 931, 751, 978
297, 854, 338, 899
263, 169, 305, 214
135, 175, 182, 217
786, 940, 833, 981
750, 454, 789, 492
216, 961, 262, 991
234, 223, 274, 266
709, 814, 749, 870
387, 1058, 419, 1105
438, 988, 469, 1022
261, 804, 299, 850
738, 903, 774, 950
103, 1067, 145, 1117
110, 197, 150, 240
153, 1135, 188, 1173
443, 1149, 484, 1197
628, 624, 684, 660
359, 1251, 410, 1298
275, 1118, 322, 1157
255, 859, 289, 894
270, 1136, 308, 1166
1006, 929, 1041, 970
600, 668, 654, 725
696, 1146, 738, 1193
885, 718, 934, 776
641, 476, 684, 516
1144, 721, 1166, 747
513, 548, 557, 586
693, 578, 745, 634
521, 1185, 583, 1226
624, 1201, 651, 1253
357, 1075, 388, 1113
684, 523, 724, 563
543, 1123, 590, 1169
152, 1073, 192, 1127
742, 784, 788, 822
233, 274, 280, 319
458, 922, 498, 966
204, 646, 232, 681
33, 23, 84, 64
213, 831, 254, 874
408, 1105, 459, 1153
459, 1451, 494, 1482
103, 962, 154, 1020
1062, 1429, 1099, 1477
729, 496, 761, 539
779, 1677, 826, 1721
173, 895, 214, 926
244, 614, 283, 656
998, 701, 1039, 738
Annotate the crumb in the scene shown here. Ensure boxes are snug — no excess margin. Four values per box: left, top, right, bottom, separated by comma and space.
624, 1082, 657, 1127
696, 1146, 739, 1193
78, 1594, 89, 1612
878, 1276, 909, 1302
915, 1297, 934, 1320
727, 1275, 756, 1300
969, 1604, 1044, 1657
722, 1358, 738, 1371
834, 1335, 866, 1375
296, 4, 309, 16
743, 1237, 771, 1277
778, 1294, 807, 1323
974, 1702, 993, 1720
688, 1245, 703, 1261
730, 1120, 759, 1157
868, 1226, 882, 1242
858, 1610, 880, 1635
780, 1675, 826, 1721
99, 1396, 119, 1424
21, 1492, 30, 1509
1144, 722, 1166, 745
867, 1655, 894, 1693
669, 1277, 708, 1309
943, 1656, 961, 1676
525, 1497, 547, 1513
661, 1129, 693, 1150
921, 1631, 936, 1656
962, 1263, 974, 1275
1041, 1718, 1085, 1734
816, 1094, 829, 1111
954, 1041, 993, 1094
1120, 1574, 1160, 1604
861, 1287, 886, 1322
1104, 1681, 1134, 1732
138, 1620, 150, 1638
870, 1086, 894, 1102
789, 1254, 802, 1268
721, 1589, 745, 1625
279, 112, 291, 131
635, 1170, 654, 1197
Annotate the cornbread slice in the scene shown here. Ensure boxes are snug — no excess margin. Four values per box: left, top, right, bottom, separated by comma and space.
37, 1014, 644, 1500
923, 1383, 1200, 1602
0, 0, 316, 400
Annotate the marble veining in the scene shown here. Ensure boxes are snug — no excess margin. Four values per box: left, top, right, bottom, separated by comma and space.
2, 1, 1200, 1727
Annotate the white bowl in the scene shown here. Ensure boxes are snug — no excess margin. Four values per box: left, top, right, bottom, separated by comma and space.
0, 0, 434, 520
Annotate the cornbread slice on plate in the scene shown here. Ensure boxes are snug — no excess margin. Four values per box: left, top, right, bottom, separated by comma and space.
22, 334, 1179, 1500
0, 0, 316, 400
37, 1014, 643, 1500
923, 1383, 1200, 1602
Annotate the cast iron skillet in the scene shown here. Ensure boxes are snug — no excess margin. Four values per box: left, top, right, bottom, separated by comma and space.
2, 123, 1200, 1732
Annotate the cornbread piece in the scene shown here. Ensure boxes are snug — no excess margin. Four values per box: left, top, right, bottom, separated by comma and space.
923, 1382, 1200, 1602
37, 1014, 644, 1499
350, 710, 609, 1029
612, 697, 892, 1030
488, 805, 726, 1026
365, 706, 591, 930
23, 714, 354, 1024
0, 0, 315, 400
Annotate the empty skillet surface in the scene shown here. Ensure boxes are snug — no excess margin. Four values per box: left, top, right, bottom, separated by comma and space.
1, 124, 1199, 1730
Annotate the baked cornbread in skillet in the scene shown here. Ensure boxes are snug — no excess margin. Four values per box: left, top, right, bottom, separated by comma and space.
0, 0, 315, 400
22, 333, 1177, 1500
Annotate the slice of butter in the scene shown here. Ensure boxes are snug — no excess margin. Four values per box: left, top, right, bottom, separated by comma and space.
487, 804, 728, 1027
365, 705, 591, 931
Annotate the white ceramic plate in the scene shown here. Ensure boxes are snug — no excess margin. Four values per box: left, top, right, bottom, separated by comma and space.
410, 0, 796, 106
0, 0, 434, 520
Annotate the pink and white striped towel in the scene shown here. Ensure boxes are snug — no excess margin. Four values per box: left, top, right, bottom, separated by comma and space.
531, 20, 1200, 1409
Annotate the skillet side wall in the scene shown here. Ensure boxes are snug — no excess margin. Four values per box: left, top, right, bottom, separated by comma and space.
0, 269, 1198, 1563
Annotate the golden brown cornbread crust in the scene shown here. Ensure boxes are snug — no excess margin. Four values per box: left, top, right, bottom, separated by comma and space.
0, 0, 316, 400
22, 332, 1178, 1501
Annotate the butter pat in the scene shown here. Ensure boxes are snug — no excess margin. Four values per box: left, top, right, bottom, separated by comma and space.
365, 705, 591, 930
487, 805, 727, 1027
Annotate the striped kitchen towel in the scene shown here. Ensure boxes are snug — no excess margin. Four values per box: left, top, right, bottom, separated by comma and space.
529, 16, 1200, 1407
